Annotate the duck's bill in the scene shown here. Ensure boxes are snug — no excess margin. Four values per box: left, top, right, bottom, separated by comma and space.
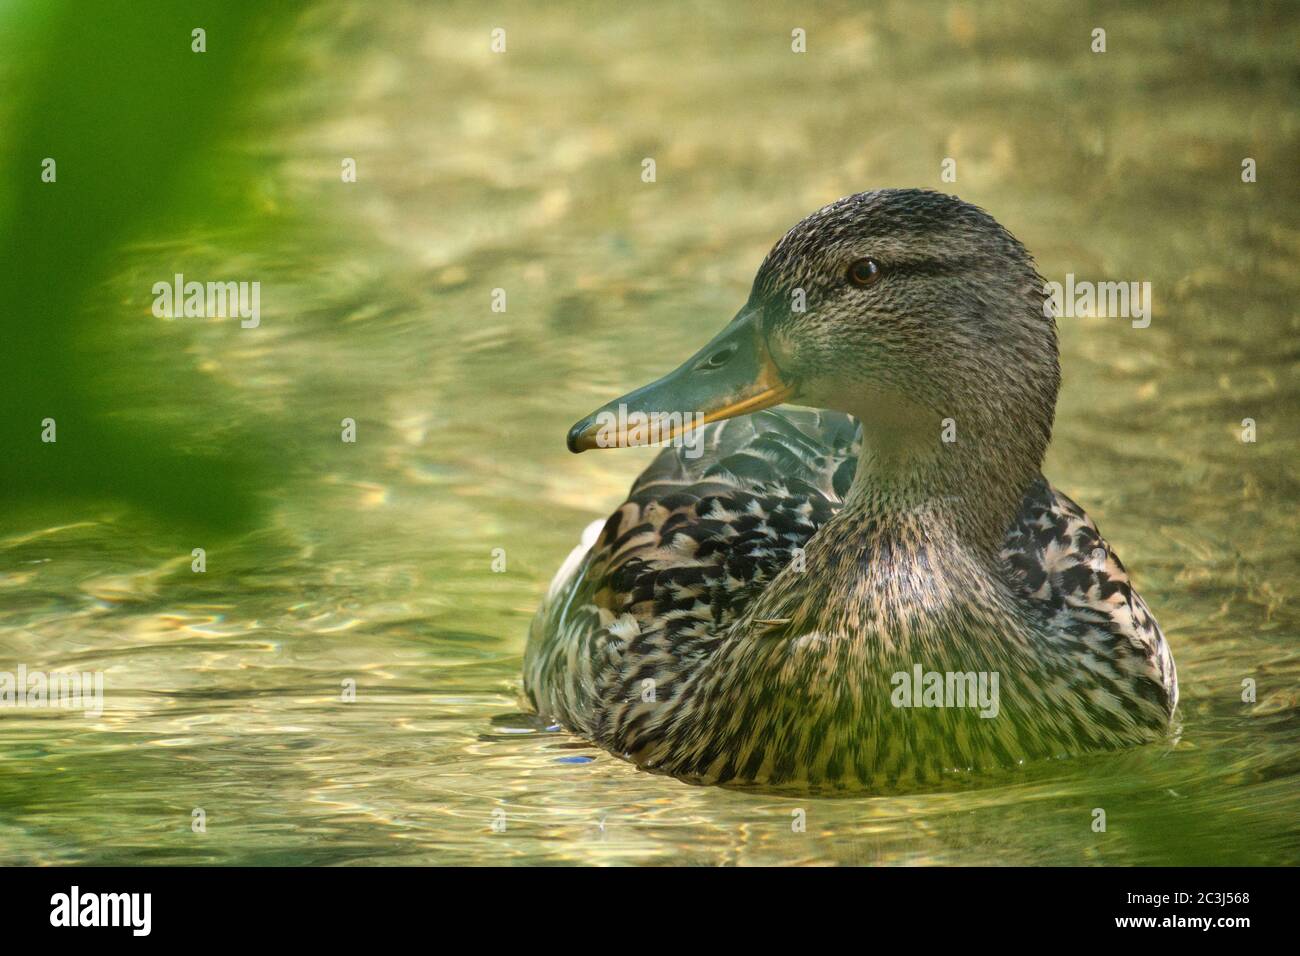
566, 309, 796, 453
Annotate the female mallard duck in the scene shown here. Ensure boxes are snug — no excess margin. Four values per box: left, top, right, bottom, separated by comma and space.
524, 189, 1177, 791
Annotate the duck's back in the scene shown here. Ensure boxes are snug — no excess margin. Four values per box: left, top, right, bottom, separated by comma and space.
523, 409, 1176, 750
523, 410, 859, 733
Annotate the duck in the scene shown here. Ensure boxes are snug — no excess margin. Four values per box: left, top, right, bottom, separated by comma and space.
523, 189, 1177, 791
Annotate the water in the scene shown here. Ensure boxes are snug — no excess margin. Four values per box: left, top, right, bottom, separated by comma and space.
0, 0, 1296, 865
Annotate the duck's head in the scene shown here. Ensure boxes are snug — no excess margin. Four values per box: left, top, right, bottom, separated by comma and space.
568, 189, 1059, 539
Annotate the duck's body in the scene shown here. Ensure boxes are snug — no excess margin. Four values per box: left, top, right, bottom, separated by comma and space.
523, 190, 1177, 791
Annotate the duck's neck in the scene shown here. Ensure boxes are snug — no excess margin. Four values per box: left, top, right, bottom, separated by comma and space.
838, 450, 998, 557
834, 390, 1037, 555
745, 389, 1045, 635
750, 461, 1015, 649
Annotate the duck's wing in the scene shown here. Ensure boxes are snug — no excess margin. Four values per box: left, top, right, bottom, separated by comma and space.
523, 409, 860, 733
1001, 478, 1178, 723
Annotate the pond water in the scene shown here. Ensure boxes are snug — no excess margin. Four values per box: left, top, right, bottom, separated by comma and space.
0, 1, 1296, 865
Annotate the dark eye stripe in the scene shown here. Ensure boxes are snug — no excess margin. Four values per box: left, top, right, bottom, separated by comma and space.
891, 257, 978, 276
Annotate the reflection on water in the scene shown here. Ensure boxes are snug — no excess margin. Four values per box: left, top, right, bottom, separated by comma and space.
1, 0, 1297, 865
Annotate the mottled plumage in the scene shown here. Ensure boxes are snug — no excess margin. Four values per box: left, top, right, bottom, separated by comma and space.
524, 190, 1177, 791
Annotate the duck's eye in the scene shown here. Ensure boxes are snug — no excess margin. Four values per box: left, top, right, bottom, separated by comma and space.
847, 258, 881, 287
